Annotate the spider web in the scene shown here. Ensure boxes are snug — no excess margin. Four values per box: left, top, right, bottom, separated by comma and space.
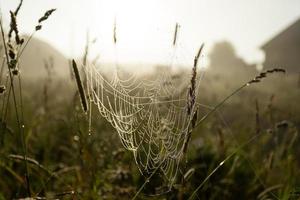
83, 58, 202, 187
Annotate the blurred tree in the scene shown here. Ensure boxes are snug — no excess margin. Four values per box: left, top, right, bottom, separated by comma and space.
209, 41, 257, 77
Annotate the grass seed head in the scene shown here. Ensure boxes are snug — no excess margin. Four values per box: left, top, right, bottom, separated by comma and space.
8, 11, 23, 45
173, 23, 180, 46
113, 19, 117, 44
0, 85, 6, 94
72, 59, 88, 113
12, 68, 19, 76
36, 8, 56, 31
247, 67, 286, 85
35, 25, 42, 31
9, 59, 17, 69
187, 44, 204, 115
38, 9, 56, 23
8, 49, 16, 59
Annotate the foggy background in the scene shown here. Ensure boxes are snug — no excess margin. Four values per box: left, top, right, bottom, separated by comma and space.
1, 0, 300, 67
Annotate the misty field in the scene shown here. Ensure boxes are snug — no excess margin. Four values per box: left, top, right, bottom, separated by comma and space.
0, 1, 300, 200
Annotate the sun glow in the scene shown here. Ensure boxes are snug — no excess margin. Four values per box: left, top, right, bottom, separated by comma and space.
89, 0, 179, 65
1, 0, 299, 67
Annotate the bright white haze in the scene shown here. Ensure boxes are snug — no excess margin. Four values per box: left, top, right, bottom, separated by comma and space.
1, 0, 300, 68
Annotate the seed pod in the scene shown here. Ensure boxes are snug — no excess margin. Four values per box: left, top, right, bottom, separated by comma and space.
274, 68, 285, 73
259, 72, 266, 77
38, 9, 56, 23
9, 59, 17, 69
8, 49, 16, 59
35, 25, 42, 31
0, 85, 6, 94
12, 68, 19, 76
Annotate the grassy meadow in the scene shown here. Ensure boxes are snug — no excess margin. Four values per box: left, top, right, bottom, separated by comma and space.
0, 2, 300, 200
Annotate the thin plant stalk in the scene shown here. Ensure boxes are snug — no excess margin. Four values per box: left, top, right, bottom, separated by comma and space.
188, 131, 264, 200
0, 15, 31, 197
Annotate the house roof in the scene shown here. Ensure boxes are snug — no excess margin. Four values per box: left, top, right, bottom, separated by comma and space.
261, 18, 300, 50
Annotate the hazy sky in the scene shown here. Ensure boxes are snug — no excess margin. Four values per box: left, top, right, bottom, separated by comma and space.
1, 0, 300, 67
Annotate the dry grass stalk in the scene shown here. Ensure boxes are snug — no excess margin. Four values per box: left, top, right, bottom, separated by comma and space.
0, 11, 31, 197
175, 44, 204, 200
72, 59, 88, 113
68, 60, 75, 80
14, 0, 23, 16
8, 0, 24, 45
248, 68, 285, 85
194, 44, 204, 68
194, 67, 286, 129
113, 19, 117, 44
183, 44, 204, 155
35, 9, 56, 31
38, 9, 56, 23
173, 23, 180, 46
8, 11, 24, 45
6, 6, 24, 75
187, 44, 204, 115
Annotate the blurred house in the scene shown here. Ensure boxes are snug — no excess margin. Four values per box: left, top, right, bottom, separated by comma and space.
261, 18, 300, 73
